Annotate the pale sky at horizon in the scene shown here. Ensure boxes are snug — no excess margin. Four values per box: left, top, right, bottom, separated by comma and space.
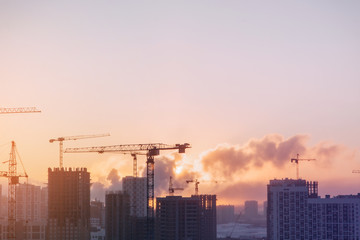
1, 1, 360, 203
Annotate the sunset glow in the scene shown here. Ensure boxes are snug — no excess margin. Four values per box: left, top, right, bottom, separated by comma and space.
1, 1, 360, 207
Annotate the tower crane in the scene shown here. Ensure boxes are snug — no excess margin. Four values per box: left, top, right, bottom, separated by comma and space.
65, 142, 191, 240
291, 153, 316, 179
0, 107, 41, 114
186, 179, 200, 195
169, 176, 184, 196
186, 179, 223, 196
0, 106, 39, 239
0, 141, 28, 240
116, 151, 146, 178
49, 133, 110, 168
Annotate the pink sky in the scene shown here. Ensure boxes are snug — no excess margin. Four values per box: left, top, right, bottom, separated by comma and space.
1, 1, 360, 203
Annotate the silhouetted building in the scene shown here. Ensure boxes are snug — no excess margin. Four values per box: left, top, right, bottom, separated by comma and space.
217, 205, 235, 224
267, 178, 360, 240
105, 191, 131, 240
122, 176, 147, 240
91, 200, 105, 229
130, 216, 147, 240
90, 200, 105, 240
155, 195, 216, 240
244, 200, 258, 219
48, 167, 90, 240
156, 196, 200, 240
198, 195, 217, 240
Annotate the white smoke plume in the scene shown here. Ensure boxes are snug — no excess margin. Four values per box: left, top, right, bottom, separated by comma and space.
201, 134, 348, 180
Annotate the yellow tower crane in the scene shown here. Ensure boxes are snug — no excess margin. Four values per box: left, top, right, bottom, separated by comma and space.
49, 133, 110, 168
0, 142, 28, 240
0, 106, 40, 239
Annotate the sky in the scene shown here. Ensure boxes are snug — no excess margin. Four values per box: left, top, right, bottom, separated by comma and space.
1, 1, 360, 205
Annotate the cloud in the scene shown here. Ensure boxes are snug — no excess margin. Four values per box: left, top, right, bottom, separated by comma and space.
90, 168, 122, 201
107, 168, 122, 191
200, 134, 348, 180
91, 182, 106, 202
150, 153, 197, 197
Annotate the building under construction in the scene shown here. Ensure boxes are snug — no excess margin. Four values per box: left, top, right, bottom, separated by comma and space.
48, 168, 90, 240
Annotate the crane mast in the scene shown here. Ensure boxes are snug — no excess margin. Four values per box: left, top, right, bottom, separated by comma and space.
112, 151, 146, 177
130, 152, 147, 178
131, 153, 138, 177
8, 142, 18, 240
0, 142, 28, 240
291, 153, 316, 179
66, 142, 191, 240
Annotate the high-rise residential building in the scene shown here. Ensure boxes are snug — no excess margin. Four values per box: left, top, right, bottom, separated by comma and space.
12, 183, 47, 240
267, 179, 311, 240
122, 177, 147, 239
217, 205, 235, 224
198, 195, 217, 240
308, 195, 360, 239
16, 183, 42, 221
122, 176, 147, 217
244, 200, 258, 219
156, 196, 200, 240
267, 178, 360, 240
105, 191, 130, 240
0, 220, 46, 240
40, 187, 48, 221
0, 184, 48, 240
48, 167, 90, 240
155, 195, 216, 240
